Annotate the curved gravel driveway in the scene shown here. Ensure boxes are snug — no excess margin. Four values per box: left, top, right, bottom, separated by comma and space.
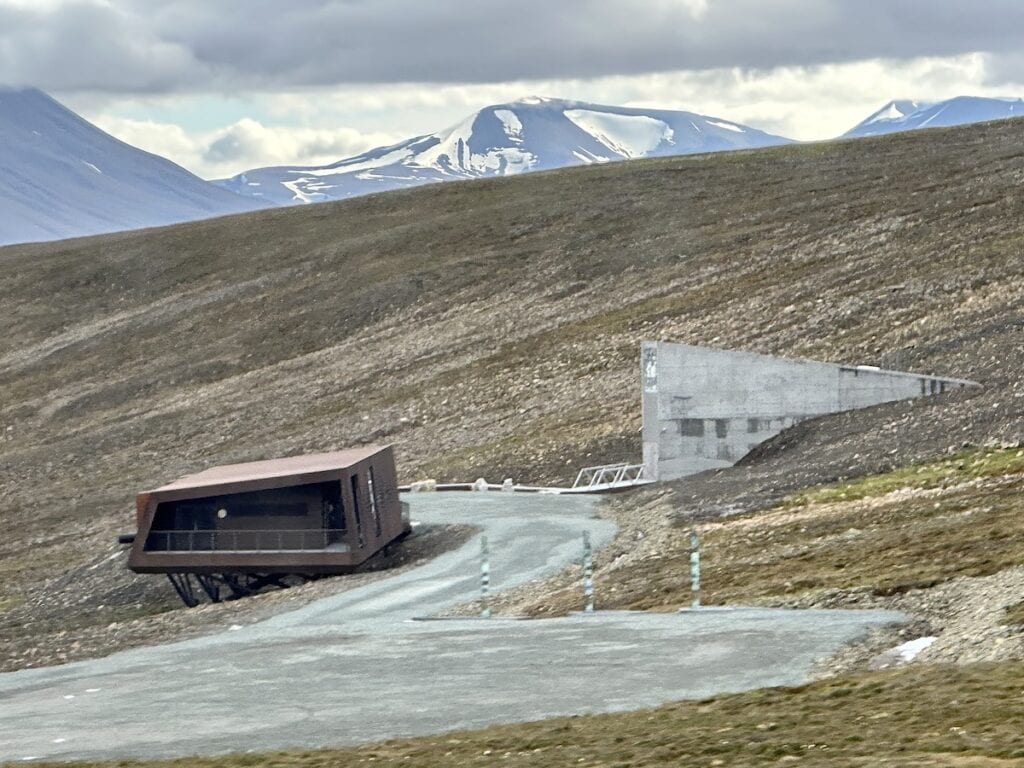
0, 493, 902, 762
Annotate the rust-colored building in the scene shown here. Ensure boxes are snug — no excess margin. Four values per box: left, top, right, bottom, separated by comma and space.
128, 445, 408, 605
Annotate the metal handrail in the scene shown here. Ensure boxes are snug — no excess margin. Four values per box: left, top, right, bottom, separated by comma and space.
572, 463, 647, 489
144, 528, 349, 553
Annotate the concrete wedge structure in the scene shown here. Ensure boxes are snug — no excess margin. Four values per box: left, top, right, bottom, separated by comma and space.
642, 342, 979, 481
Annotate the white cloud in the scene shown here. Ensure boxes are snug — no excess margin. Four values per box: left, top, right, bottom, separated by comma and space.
605, 54, 1001, 140
84, 52, 1023, 178
247, 53, 1017, 141
92, 115, 399, 178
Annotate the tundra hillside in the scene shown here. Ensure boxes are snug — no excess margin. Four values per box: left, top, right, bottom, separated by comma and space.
1, 118, 1023, 670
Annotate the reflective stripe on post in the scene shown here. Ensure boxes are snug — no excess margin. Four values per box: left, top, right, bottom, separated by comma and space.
690, 529, 701, 609
583, 530, 594, 613
480, 535, 491, 618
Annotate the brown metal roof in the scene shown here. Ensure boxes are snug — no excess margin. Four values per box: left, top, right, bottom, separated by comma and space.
148, 446, 388, 494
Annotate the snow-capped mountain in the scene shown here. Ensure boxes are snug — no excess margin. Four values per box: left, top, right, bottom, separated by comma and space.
845, 96, 1024, 138
218, 97, 792, 205
0, 88, 270, 247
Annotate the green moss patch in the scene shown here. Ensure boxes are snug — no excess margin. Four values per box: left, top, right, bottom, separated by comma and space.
1003, 601, 1024, 627
782, 446, 1024, 507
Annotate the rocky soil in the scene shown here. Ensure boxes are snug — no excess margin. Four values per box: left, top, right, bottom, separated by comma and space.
0, 524, 474, 672
461, 461, 1024, 674
1, 117, 1023, 671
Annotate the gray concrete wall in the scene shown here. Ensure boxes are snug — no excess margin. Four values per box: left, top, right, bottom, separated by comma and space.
642, 342, 978, 481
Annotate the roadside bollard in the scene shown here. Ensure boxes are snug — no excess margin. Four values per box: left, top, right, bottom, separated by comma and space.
690, 529, 701, 609
480, 535, 491, 618
582, 530, 594, 613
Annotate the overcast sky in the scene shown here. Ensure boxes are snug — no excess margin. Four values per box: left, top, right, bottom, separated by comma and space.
3, 0, 1023, 178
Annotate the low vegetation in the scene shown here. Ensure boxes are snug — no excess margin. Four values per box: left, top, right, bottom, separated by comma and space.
19, 450, 1024, 767
698, 448, 1024, 605
496, 446, 1024, 615
0, 595, 20, 615
2, 117, 1024, 765
782, 446, 1024, 507
1003, 601, 1024, 627
2, 116, 1023, 664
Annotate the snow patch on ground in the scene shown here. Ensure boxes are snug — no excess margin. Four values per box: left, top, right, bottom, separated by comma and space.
81, 161, 102, 174
564, 109, 673, 158
895, 635, 937, 661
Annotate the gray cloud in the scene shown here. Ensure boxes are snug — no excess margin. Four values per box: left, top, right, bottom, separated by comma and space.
0, 1, 202, 92
3, 0, 1024, 94
983, 51, 1024, 87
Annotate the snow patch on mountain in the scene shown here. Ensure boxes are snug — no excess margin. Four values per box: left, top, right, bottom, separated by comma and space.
865, 100, 925, 125
218, 98, 791, 206
302, 145, 417, 177
845, 96, 1023, 138
494, 109, 524, 143
564, 110, 673, 158
705, 119, 745, 133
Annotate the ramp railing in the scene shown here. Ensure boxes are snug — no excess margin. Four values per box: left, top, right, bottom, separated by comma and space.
571, 463, 648, 491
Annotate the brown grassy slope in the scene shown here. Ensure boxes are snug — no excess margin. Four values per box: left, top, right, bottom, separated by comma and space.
1, 119, 1024, 665
482, 448, 1024, 638
25, 663, 1024, 767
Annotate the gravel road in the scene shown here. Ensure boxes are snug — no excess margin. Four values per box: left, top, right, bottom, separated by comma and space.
0, 493, 902, 762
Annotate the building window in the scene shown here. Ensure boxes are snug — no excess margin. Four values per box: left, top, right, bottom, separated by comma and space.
350, 474, 365, 548
368, 466, 382, 538
679, 419, 704, 437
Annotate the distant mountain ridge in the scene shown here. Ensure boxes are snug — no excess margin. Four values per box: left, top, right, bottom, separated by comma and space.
0, 88, 269, 247
5, 89, 1023, 248
216, 97, 793, 205
845, 96, 1024, 138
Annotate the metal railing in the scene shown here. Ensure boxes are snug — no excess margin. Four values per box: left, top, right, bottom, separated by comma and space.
572, 463, 648, 490
144, 528, 349, 553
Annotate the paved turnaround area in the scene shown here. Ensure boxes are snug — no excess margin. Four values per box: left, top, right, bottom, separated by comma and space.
0, 493, 903, 762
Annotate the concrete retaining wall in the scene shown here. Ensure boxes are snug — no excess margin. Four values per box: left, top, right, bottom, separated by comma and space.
641, 342, 978, 481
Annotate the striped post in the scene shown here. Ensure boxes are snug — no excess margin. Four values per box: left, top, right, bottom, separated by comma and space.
480, 535, 491, 618
582, 530, 594, 613
689, 529, 701, 609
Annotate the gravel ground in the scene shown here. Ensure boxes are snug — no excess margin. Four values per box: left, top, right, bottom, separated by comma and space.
0, 523, 475, 672
445, 465, 1024, 674
2, 117, 1024, 675
805, 566, 1024, 675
